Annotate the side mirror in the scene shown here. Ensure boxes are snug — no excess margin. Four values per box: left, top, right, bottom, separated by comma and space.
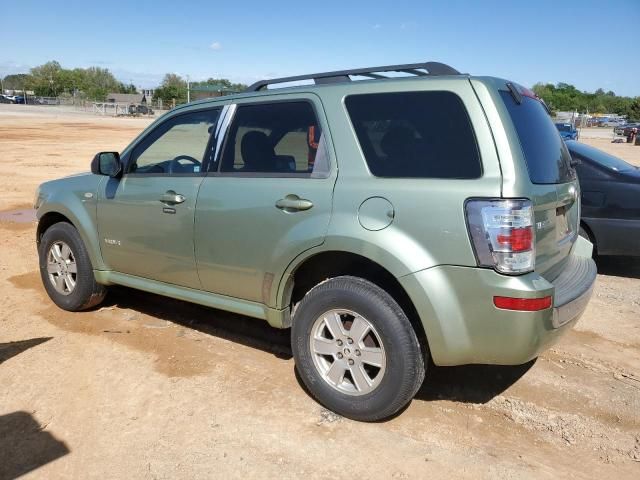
91, 152, 122, 178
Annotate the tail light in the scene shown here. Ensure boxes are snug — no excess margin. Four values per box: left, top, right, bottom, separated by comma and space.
465, 199, 534, 274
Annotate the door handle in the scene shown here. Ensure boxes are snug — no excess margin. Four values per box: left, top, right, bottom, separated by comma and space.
275, 195, 314, 212
160, 190, 185, 204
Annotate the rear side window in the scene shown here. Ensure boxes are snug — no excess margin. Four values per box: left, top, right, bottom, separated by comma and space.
345, 91, 481, 178
220, 101, 326, 176
500, 91, 575, 184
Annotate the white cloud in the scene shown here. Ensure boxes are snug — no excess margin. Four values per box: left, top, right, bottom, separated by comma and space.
0, 60, 32, 76
210, 42, 222, 51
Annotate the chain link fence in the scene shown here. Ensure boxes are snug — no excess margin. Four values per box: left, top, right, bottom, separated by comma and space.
3, 94, 169, 117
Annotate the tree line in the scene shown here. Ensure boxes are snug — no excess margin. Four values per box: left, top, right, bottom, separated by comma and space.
1, 61, 247, 103
532, 82, 640, 121
152, 73, 247, 105
2, 61, 137, 100
2, 61, 638, 120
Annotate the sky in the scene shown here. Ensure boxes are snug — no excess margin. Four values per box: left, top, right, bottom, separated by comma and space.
1, 0, 639, 96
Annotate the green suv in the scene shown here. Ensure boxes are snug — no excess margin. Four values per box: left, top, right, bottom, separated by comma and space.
35, 62, 597, 421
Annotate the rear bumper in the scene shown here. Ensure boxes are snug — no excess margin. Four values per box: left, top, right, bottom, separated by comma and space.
399, 244, 596, 366
550, 254, 597, 328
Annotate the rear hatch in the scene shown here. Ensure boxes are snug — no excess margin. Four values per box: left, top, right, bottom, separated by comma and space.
499, 87, 579, 279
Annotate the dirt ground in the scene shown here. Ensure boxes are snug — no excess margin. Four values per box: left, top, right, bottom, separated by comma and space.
1, 104, 639, 479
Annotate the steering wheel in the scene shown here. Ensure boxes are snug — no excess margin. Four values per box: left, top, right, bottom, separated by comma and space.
167, 155, 201, 174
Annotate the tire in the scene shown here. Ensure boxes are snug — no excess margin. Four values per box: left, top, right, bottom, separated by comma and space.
38, 222, 107, 311
291, 276, 425, 421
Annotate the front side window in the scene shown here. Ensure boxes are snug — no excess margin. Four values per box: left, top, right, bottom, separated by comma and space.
129, 108, 221, 174
220, 101, 326, 175
345, 91, 481, 179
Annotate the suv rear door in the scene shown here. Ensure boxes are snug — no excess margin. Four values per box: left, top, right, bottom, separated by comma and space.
493, 84, 579, 277
194, 94, 336, 306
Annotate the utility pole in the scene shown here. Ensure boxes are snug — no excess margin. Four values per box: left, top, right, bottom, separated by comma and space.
186, 75, 190, 103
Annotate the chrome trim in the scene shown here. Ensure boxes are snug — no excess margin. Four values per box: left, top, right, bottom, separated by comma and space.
211, 103, 237, 170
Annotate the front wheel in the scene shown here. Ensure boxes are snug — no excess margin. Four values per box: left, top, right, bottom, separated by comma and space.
38, 222, 107, 311
292, 276, 425, 421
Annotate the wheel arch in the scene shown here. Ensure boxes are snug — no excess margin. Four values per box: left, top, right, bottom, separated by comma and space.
280, 249, 431, 361
37, 205, 105, 270
37, 211, 74, 243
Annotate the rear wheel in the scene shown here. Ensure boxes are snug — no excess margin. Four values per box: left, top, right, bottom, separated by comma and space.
292, 276, 425, 421
38, 222, 106, 311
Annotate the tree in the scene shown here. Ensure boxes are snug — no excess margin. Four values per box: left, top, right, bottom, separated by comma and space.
533, 81, 637, 116
119, 83, 138, 94
191, 77, 248, 92
153, 73, 188, 105
28, 60, 63, 96
2, 74, 31, 91
628, 98, 640, 122
18, 61, 127, 99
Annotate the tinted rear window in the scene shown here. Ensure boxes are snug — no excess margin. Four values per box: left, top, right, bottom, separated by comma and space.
501, 91, 575, 184
345, 91, 481, 178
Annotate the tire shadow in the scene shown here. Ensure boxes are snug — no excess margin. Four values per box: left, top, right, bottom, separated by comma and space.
0, 411, 70, 479
415, 360, 536, 404
103, 287, 293, 360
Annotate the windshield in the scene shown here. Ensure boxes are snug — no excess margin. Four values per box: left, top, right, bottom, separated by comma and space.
555, 123, 572, 132
566, 141, 636, 172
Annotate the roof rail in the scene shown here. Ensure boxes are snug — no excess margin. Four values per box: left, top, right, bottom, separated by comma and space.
245, 61, 461, 92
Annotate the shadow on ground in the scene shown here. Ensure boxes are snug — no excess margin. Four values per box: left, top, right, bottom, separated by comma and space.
105, 287, 535, 407
105, 287, 292, 359
0, 337, 52, 365
0, 411, 70, 480
595, 255, 640, 279
415, 360, 535, 404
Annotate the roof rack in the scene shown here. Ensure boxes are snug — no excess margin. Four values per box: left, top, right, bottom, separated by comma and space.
245, 61, 461, 92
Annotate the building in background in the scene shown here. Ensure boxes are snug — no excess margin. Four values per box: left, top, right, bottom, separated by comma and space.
139, 88, 154, 100
106, 93, 148, 105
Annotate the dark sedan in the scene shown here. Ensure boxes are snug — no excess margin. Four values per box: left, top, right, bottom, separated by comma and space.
622, 123, 639, 137
566, 140, 640, 256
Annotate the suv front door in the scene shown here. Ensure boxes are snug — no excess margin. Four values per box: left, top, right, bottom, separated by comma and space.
97, 107, 223, 289
195, 96, 336, 306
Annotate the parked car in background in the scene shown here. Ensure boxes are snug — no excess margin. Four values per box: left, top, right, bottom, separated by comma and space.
555, 122, 579, 140
566, 140, 640, 256
127, 104, 154, 115
599, 119, 625, 127
622, 123, 640, 137
614, 123, 628, 135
